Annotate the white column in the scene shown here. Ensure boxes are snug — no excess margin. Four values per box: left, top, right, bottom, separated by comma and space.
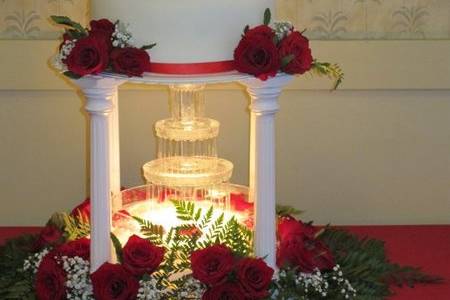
241, 74, 293, 269
76, 76, 124, 272
109, 91, 122, 212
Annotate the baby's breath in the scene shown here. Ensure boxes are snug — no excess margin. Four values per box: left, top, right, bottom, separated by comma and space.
112, 21, 133, 48
273, 21, 294, 40
60, 256, 94, 300
23, 248, 50, 274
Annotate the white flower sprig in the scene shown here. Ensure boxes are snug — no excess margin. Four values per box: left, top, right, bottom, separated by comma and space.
273, 21, 294, 40
23, 248, 50, 274
112, 21, 134, 48
274, 265, 357, 299
137, 274, 170, 300
60, 256, 94, 300
55, 39, 76, 71
171, 275, 206, 300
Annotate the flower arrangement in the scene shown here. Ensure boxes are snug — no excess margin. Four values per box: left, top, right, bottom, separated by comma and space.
51, 16, 156, 79
234, 9, 344, 88
0, 197, 442, 300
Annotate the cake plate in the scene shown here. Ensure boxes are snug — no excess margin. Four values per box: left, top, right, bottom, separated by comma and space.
71, 70, 293, 271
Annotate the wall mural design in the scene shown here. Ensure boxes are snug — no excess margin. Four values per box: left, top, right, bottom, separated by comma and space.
0, 0, 88, 39
277, 0, 449, 40
0, 0, 449, 40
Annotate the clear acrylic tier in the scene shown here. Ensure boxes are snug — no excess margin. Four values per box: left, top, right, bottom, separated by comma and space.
143, 84, 233, 197
143, 156, 233, 187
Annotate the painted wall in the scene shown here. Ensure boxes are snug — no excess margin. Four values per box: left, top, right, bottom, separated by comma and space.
1, 87, 449, 226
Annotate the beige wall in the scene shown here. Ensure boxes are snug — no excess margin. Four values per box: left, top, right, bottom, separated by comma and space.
0, 40, 449, 226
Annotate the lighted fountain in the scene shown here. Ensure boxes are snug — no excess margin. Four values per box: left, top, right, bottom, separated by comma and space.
112, 84, 253, 243
76, 72, 292, 272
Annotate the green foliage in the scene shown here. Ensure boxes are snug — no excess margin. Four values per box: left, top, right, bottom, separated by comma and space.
135, 200, 253, 295
63, 71, 82, 80
50, 15, 87, 36
280, 54, 295, 69
141, 43, 157, 50
110, 232, 123, 263
170, 200, 253, 256
276, 204, 304, 217
0, 235, 38, 300
133, 216, 165, 245
320, 228, 442, 299
62, 213, 90, 241
263, 8, 272, 26
311, 60, 345, 90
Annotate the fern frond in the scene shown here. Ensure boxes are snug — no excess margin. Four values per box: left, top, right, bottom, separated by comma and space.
311, 60, 344, 90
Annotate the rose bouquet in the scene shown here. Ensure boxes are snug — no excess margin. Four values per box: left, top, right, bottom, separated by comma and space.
0, 196, 442, 300
234, 9, 344, 88
51, 16, 156, 79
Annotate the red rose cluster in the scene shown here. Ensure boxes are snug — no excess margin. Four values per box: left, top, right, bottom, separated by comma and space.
62, 19, 151, 77
34, 234, 164, 300
35, 237, 90, 300
277, 215, 335, 273
234, 24, 313, 81
191, 244, 274, 299
92, 235, 164, 300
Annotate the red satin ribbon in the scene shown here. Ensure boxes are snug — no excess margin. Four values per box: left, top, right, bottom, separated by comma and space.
150, 60, 235, 75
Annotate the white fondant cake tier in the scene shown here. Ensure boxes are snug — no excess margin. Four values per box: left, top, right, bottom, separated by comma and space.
91, 0, 274, 73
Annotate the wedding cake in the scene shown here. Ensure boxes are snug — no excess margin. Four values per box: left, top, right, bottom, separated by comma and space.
91, 0, 274, 74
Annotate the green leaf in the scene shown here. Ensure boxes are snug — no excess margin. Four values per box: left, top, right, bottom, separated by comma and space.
280, 54, 295, 69
310, 60, 345, 90
276, 204, 303, 216
62, 212, 90, 240
65, 28, 85, 40
263, 8, 271, 25
141, 43, 157, 50
63, 71, 83, 80
50, 15, 87, 36
110, 232, 123, 263
133, 216, 164, 245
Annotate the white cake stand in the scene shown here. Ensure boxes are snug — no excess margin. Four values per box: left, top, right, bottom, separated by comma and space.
72, 70, 292, 272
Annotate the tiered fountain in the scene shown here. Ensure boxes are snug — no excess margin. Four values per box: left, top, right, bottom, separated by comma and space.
75, 72, 292, 272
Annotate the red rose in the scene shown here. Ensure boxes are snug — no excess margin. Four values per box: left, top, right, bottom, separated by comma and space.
278, 31, 313, 75
245, 25, 275, 40
89, 19, 115, 50
90, 19, 115, 35
122, 235, 165, 276
234, 34, 280, 81
236, 258, 274, 299
202, 282, 247, 300
57, 238, 90, 260
34, 225, 63, 250
110, 47, 151, 77
191, 244, 234, 285
71, 197, 91, 220
91, 263, 139, 300
277, 235, 335, 272
230, 193, 253, 212
35, 256, 66, 300
278, 216, 317, 241
66, 36, 109, 76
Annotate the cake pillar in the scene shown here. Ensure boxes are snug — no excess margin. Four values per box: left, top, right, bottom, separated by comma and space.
110, 91, 122, 212
241, 74, 293, 269
76, 76, 124, 272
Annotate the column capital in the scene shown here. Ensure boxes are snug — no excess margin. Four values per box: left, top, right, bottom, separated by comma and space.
74, 76, 125, 115
240, 73, 293, 115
